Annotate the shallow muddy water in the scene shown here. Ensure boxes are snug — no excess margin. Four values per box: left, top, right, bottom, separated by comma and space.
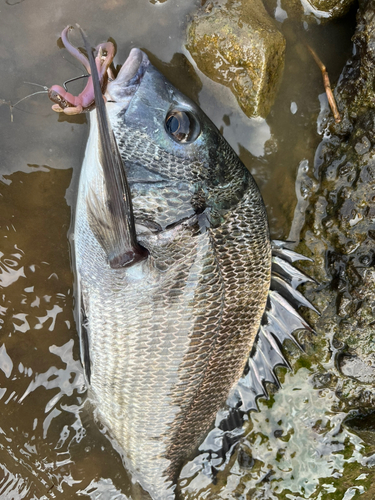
1, 1, 373, 499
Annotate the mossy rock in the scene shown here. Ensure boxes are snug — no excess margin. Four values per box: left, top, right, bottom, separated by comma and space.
297, 0, 375, 412
187, 0, 286, 118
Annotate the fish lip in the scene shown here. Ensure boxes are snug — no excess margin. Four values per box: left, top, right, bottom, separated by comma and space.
106, 48, 149, 103
117, 48, 146, 83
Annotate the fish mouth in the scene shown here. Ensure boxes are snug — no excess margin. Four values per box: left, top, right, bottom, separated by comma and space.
106, 48, 149, 105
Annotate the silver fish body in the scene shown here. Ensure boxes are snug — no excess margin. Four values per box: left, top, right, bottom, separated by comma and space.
75, 49, 271, 498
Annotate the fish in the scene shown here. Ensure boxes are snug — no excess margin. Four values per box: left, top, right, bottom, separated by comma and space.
74, 30, 317, 500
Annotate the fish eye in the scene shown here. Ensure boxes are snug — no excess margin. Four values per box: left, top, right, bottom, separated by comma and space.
165, 110, 200, 143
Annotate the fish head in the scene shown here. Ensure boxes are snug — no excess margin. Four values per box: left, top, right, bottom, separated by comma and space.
105, 49, 251, 239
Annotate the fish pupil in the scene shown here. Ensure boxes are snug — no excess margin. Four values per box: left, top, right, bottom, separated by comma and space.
165, 110, 197, 143
168, 115, 180, 134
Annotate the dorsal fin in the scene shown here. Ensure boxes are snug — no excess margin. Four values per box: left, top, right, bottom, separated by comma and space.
78, 26, 148, 268
235, 241, 317, 412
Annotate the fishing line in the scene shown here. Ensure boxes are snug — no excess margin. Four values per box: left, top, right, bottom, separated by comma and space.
12, 90, 48, 108
3, 83, 49, 122
23, 81, 49, 90
62, 74, 89, 91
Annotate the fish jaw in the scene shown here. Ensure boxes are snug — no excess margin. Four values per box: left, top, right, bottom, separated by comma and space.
105, 48, 149, 111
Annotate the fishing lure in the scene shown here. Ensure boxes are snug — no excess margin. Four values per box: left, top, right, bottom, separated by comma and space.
48, 26, 115, 115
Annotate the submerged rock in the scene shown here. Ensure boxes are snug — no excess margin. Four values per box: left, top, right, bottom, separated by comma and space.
186, 0, 285, 118
307, 0, 354, 18
297, 0, 375, 412
264, 0, 355, 24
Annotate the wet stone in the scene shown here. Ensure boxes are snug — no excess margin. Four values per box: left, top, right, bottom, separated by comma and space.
304, 0, 355, 19
297, 0, 375, 413
345, 411, 375, 446
313, 372, 334, 388
237, 447, 255, 469
264, 0, 355, 24
339, 354, 375, 383
355, 136, 371, 155
187, 0, 285, 118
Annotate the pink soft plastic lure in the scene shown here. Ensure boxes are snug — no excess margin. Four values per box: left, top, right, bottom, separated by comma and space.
48, 26, 115, 115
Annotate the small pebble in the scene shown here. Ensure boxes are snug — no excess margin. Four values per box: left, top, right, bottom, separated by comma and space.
290, 102, 298, 114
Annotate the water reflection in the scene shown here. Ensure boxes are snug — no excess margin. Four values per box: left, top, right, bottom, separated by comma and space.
0, 168, 135, 498
179, 366, 370, 499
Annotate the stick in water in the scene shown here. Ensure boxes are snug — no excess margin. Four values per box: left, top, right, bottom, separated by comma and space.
307, 44, 341, 124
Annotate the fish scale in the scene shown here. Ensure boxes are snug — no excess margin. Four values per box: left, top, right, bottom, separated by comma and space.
165, 196, 271, 468
77, 188, 226, 494
76, 134, 269, 496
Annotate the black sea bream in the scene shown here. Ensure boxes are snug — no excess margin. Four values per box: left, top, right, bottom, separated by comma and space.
74, 40, 316, 500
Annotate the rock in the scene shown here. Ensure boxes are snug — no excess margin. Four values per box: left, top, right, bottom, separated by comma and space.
297, 0, 375, 413
263, 0, 355, 24
337, 2, 375, 115
345, 412, 375, 446
186, 0, 286, 118
340, 353, 375, 384
304, 0, 355, 20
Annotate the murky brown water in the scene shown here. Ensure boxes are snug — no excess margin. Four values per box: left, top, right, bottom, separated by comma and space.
1, 1, 371, 499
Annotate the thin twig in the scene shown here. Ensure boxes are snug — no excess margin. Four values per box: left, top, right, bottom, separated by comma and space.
307, 44, 341, 124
